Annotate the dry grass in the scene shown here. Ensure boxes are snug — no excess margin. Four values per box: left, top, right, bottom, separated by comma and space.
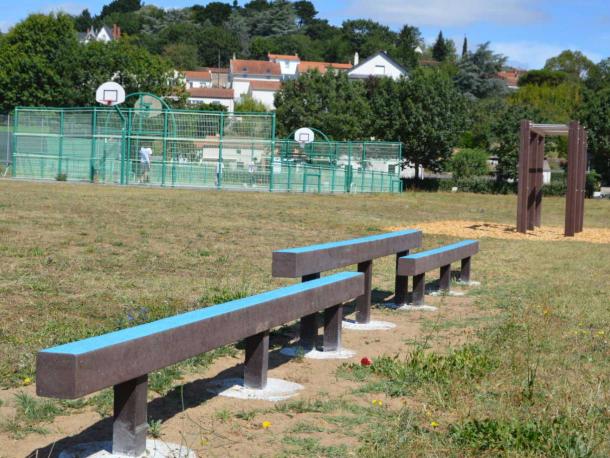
0, 179, 609, 456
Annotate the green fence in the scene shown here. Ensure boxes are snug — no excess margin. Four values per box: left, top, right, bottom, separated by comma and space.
12, 107, 402, 193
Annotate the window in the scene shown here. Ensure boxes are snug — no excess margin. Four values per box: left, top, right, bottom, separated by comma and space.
374, 65, 386, 75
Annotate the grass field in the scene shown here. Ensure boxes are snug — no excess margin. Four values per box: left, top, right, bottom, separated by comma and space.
0, 179, 608, 456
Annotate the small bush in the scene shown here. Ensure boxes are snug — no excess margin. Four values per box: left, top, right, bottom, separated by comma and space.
450, 149, 489, 179
55, 173, 67, 181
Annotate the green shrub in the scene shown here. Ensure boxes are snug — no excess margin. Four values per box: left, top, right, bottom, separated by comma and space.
55, 173, 67, 181
450, 149, 489, 179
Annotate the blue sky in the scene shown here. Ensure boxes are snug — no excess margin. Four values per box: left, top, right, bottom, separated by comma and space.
1, 0, 608, 69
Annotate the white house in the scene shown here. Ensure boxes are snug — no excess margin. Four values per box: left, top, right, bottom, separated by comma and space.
187, 88, 235, 111
229, 59, 282, 100
347, 51, 407, 81
268, 53, 300, 79
184, 70, 212, 89
248, 81, 282, 109
79, 25, 121, 43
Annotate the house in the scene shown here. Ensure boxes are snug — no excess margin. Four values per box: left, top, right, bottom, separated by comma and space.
248, 81, 282, 109
79, 24, 121, 43
497, 69, 526, 90
210, 67, 230, 88
229, 59, 282, 100
184, 70, 212, 89
297, 61, 352, 75
187, 88, 235, 111
347, 51, 407, 81
268, 54, 301, 79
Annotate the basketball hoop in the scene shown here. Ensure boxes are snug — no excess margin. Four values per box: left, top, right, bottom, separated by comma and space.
294, 127, 315, 147
96, 81, 126, 106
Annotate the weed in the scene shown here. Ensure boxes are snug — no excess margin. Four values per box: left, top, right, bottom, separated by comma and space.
148, 419, 162, 438
149, 366, 183, 395
235, 409, 257, 421
288, 421, 325, 434
14, 392, 63, 423
280, 436, 348, 457
214, 409, 231, 423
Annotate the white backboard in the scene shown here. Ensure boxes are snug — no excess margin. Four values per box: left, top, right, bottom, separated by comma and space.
294, 127, 315, 144
96, 81, 126, 106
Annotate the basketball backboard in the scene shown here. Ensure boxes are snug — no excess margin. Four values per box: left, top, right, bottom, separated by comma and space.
96, 82, 126, 106
294, 127, 315, 145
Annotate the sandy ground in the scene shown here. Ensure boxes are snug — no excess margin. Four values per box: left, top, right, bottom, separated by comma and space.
385, 220, 610, 244
0, 286, 488, 458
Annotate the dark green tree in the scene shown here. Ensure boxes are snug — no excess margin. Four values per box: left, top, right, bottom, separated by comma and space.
580, 87, 610, 184
341, 19, 397, 59
585, 58, 610, 91
293, 1, 318, 27
195, 25, 241, 66
432, 31, 449, 62
454, 42, 508, 99
364, 77, 405, 141
462, 36, 468, 58
399, 68, 468, 176
518, 69, 569, 87
450, 148, 489, 178
163, 43, 199, 70
394, 25, 422, 70
100, 0, 141, 18
275, 70, 372, 139
544, 50, 594, 80
192, 3, 232, 26
74, 9, 93, 32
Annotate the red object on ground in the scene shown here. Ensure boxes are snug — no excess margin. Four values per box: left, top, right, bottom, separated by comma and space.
360, 357, 372, 366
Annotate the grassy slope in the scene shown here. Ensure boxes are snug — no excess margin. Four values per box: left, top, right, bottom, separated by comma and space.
0, 180, 608, 456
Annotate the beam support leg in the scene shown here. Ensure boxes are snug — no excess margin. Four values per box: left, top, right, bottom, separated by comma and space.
460, 257, 471, 283
113, 375, 148, 457
439, 264, 451, 292
323, 305, 342, 352
356, 260, 373, 324
394, 251, 409, 305
299, 273, 320, 349
412, 273, 425, 306
244, 330, 269, 389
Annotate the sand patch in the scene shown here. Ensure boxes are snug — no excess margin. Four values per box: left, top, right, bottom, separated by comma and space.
385, 220, 610, 244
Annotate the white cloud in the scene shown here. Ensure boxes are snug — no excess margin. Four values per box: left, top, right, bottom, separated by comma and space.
0, 21, 11, 33
491, 41, 603, 69
345, 0, 546, 27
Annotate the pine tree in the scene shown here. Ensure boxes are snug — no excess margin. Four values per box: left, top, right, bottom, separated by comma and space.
462, 36, 468, 58
432, 31, 449, 62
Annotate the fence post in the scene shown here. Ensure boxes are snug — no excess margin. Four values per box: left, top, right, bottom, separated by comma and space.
269, 113, 276, 192
218, 111, 224, 189
90, 108, 97, 182
57, 110, 65, 178
11, 109, 18, 177
161, 110, 168, 187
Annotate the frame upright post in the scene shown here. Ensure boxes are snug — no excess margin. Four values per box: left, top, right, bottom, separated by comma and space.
534, 136, 545, 227
565, 121, 579, 237
577, 127, 587, 232
527, 132, 538, 230
517, 120, 531, 233
113, 375, 148, 456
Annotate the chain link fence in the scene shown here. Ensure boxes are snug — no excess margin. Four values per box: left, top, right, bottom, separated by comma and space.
0, 114, 11, 170
12, 107, 402, 193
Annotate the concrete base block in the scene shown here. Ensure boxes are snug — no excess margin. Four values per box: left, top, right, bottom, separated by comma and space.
396, 304, 438, 312
58, 440, 196, 458
206, 377, 303, 402
427, 290, 465, 297
280, 346, 356, 360
455, 280, 481, 287
342, 319, 396, 331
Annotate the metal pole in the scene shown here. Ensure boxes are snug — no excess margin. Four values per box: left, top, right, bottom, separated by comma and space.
218, 112, 224, 189
161, 111, 168, 187
517, 120, 530, 233
355, 260, 373, 324
58, 110, 64, 177
11, 109, 18, 177
113, 375, 148, 456
269, 113, 276, 192
91, 108, 97, 183
244, 330, 269, 389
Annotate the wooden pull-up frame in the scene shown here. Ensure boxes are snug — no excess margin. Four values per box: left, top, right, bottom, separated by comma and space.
517, 120, 587, 237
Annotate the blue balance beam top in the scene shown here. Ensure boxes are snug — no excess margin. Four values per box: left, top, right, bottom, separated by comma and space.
405, 240, 478, 259
275, 229, 420, 254
41, 271, 362, 357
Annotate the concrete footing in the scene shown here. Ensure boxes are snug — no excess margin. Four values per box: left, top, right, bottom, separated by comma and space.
396, 304, 438, 312
427, 290, 465, 297
58, 440, 196, 458
279, 346, 356, 360
342, 319, 396, 331
206, 377, 303, 402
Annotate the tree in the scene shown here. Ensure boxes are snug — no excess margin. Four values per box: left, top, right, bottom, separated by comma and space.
191, 101, 227, 112
195, 25, 241, 67
580, 87, 610, 184
399, 68, 468, 176
450, 148, 489, 178
0, 14, 82, 111
74, 9, 93, 32
275, 70, 372, 139
100, 0, 141, 18
235, 95, 267, 112
341, 20, 397, 59
394, 25, 422, 70
432, 31, 450, 62
365, 77, 405, 141
461, 36, 468, 58
544, 50, 594, 80
192, 3, 232, 26
509, 82, 581, 123
162, 43, 199, 70
518, 69, 569, 87
585, 58, 610, 91
454, 42, 508, 99
293, 1, 318, 27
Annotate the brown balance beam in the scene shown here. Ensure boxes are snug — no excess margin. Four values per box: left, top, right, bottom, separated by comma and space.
272, 229, 422, 344
37, 272, 364, 457
397, 240, 479, 306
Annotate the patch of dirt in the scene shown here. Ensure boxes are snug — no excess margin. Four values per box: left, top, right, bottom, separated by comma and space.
385, 220, 610, 244
1, 290, 489, 458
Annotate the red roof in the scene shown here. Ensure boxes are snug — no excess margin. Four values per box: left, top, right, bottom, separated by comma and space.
187, 88, 234, 99
249, 80, 282, 91
497, 69, 525, 87
297, 61, 352, 74
268, 53, 300, 61
230, 59, 281, 76
184, 70, 212, 81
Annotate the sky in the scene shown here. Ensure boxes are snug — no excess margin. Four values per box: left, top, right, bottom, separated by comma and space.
1, 0, 609, 69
